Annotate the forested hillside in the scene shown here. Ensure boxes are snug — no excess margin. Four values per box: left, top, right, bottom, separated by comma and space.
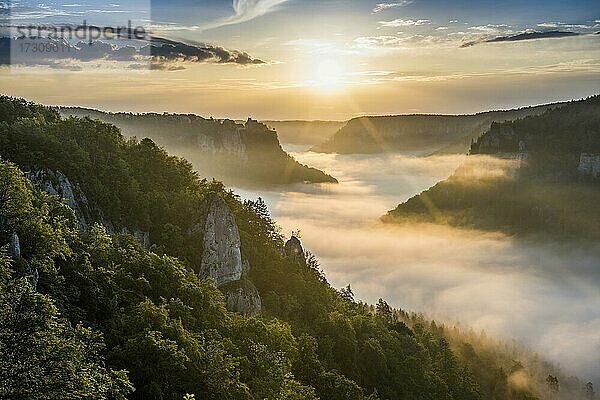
0, 96, 592, 399
313, 103, 562, 155
59, 107, 337, 188
385, 96, 600, 240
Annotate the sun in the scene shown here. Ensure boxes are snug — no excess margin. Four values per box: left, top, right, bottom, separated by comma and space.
306, 58, 346, 91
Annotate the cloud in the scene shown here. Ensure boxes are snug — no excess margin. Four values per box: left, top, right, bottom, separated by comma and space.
354, 34, 454, 50
372, 2, 413, 13
378, 18, 430, 27
0, 35, 266, 70
2, 4, 82, 20
461, 30, 580, 48
200, 0, 290, 32
149, 36, 266, 68
538, 22, 560, 28
467, 24, 511, 33
538, 21, 593, 30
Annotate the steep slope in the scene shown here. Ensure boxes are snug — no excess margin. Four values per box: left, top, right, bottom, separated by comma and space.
313, 102, 564, 155
60, 107, 337, 187
0, 96, 591, 400
384, 95, 600, 240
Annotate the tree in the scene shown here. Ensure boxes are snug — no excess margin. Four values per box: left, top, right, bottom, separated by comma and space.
585, 382, 595, 399
0, 159, 34, 221
546, 375, 560, 394
0, 253, 133, 399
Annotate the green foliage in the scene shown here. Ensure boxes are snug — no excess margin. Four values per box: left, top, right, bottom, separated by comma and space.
0, 252, 133, 399
1, 96, 583, 400
387, 95, 600, 240
59, 108, 338, 187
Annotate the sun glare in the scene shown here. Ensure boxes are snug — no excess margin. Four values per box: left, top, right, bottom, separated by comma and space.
306, 58, 346, 91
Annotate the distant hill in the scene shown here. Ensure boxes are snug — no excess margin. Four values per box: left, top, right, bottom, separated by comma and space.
312, 102, 567, 155
60, 108, 337, 187
262, 120, 345, 146
384, 95, 600, 240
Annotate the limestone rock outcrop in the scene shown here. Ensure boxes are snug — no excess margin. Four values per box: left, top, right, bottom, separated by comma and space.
223, 279, 262, 317
120, 227, 151, 248
25, 169, 91, 231
198, 195, 261, 315
199, 196, 244, 287
578, 153, 600, 178
0, 217, 38, 287
25, 169, 150, 247
284, 236, 306, 266
0, 217, 20, 259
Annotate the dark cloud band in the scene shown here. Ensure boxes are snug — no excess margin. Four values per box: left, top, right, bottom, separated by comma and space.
461, 30, 581, 48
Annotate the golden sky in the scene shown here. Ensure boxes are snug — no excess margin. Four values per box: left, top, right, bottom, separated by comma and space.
1, 0, 599, 119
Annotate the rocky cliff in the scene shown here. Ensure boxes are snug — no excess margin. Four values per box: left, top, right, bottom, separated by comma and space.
199, 196, 261, 315
25, 169, 151, 247
58, 108, 337, 187
0, 216, 38, 286
578, 153, 600, 178
284, 236, 306, 266
222, 279, 262, 317
199, 196, 244, 287
0, 217, 20, 259
25, 169, 92, 232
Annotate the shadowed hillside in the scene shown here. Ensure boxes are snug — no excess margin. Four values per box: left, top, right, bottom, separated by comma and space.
60, 107, 338, 188
313, 102, 566, 155
384, 95, 600, 240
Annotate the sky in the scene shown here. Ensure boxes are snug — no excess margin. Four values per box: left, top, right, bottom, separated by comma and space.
0, 0, 599, 119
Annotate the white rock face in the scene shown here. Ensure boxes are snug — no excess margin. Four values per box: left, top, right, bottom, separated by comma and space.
199, 196, 243, 287
221, 129, 248, 160
25, 169, 90, 231
224, 280, 262, 316
196, 128, 248, 160
578, 153, 600, 178
8, 231, 20, 259
120, 227, 151, 248
1, 217, 21, 259
133, 230, 151, 248
197, 134, 216, 152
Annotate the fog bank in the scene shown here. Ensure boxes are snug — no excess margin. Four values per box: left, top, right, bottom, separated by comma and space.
236, 151, 600, 382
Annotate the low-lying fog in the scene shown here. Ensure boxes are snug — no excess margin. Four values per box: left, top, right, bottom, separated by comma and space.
236, 150, 600, 383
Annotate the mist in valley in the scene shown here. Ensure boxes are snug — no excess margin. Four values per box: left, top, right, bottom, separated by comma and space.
237, 150, 600, 383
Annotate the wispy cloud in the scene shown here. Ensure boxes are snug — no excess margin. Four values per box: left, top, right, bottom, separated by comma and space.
537, 21, 593, 30
354, 34, 453, 50
200, 0, 290, 32
348, 60, 600, 84
372, 1, 413, 14
468, 24, 511, 33
3, 4, 82, 20
378, 18, 430, 28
